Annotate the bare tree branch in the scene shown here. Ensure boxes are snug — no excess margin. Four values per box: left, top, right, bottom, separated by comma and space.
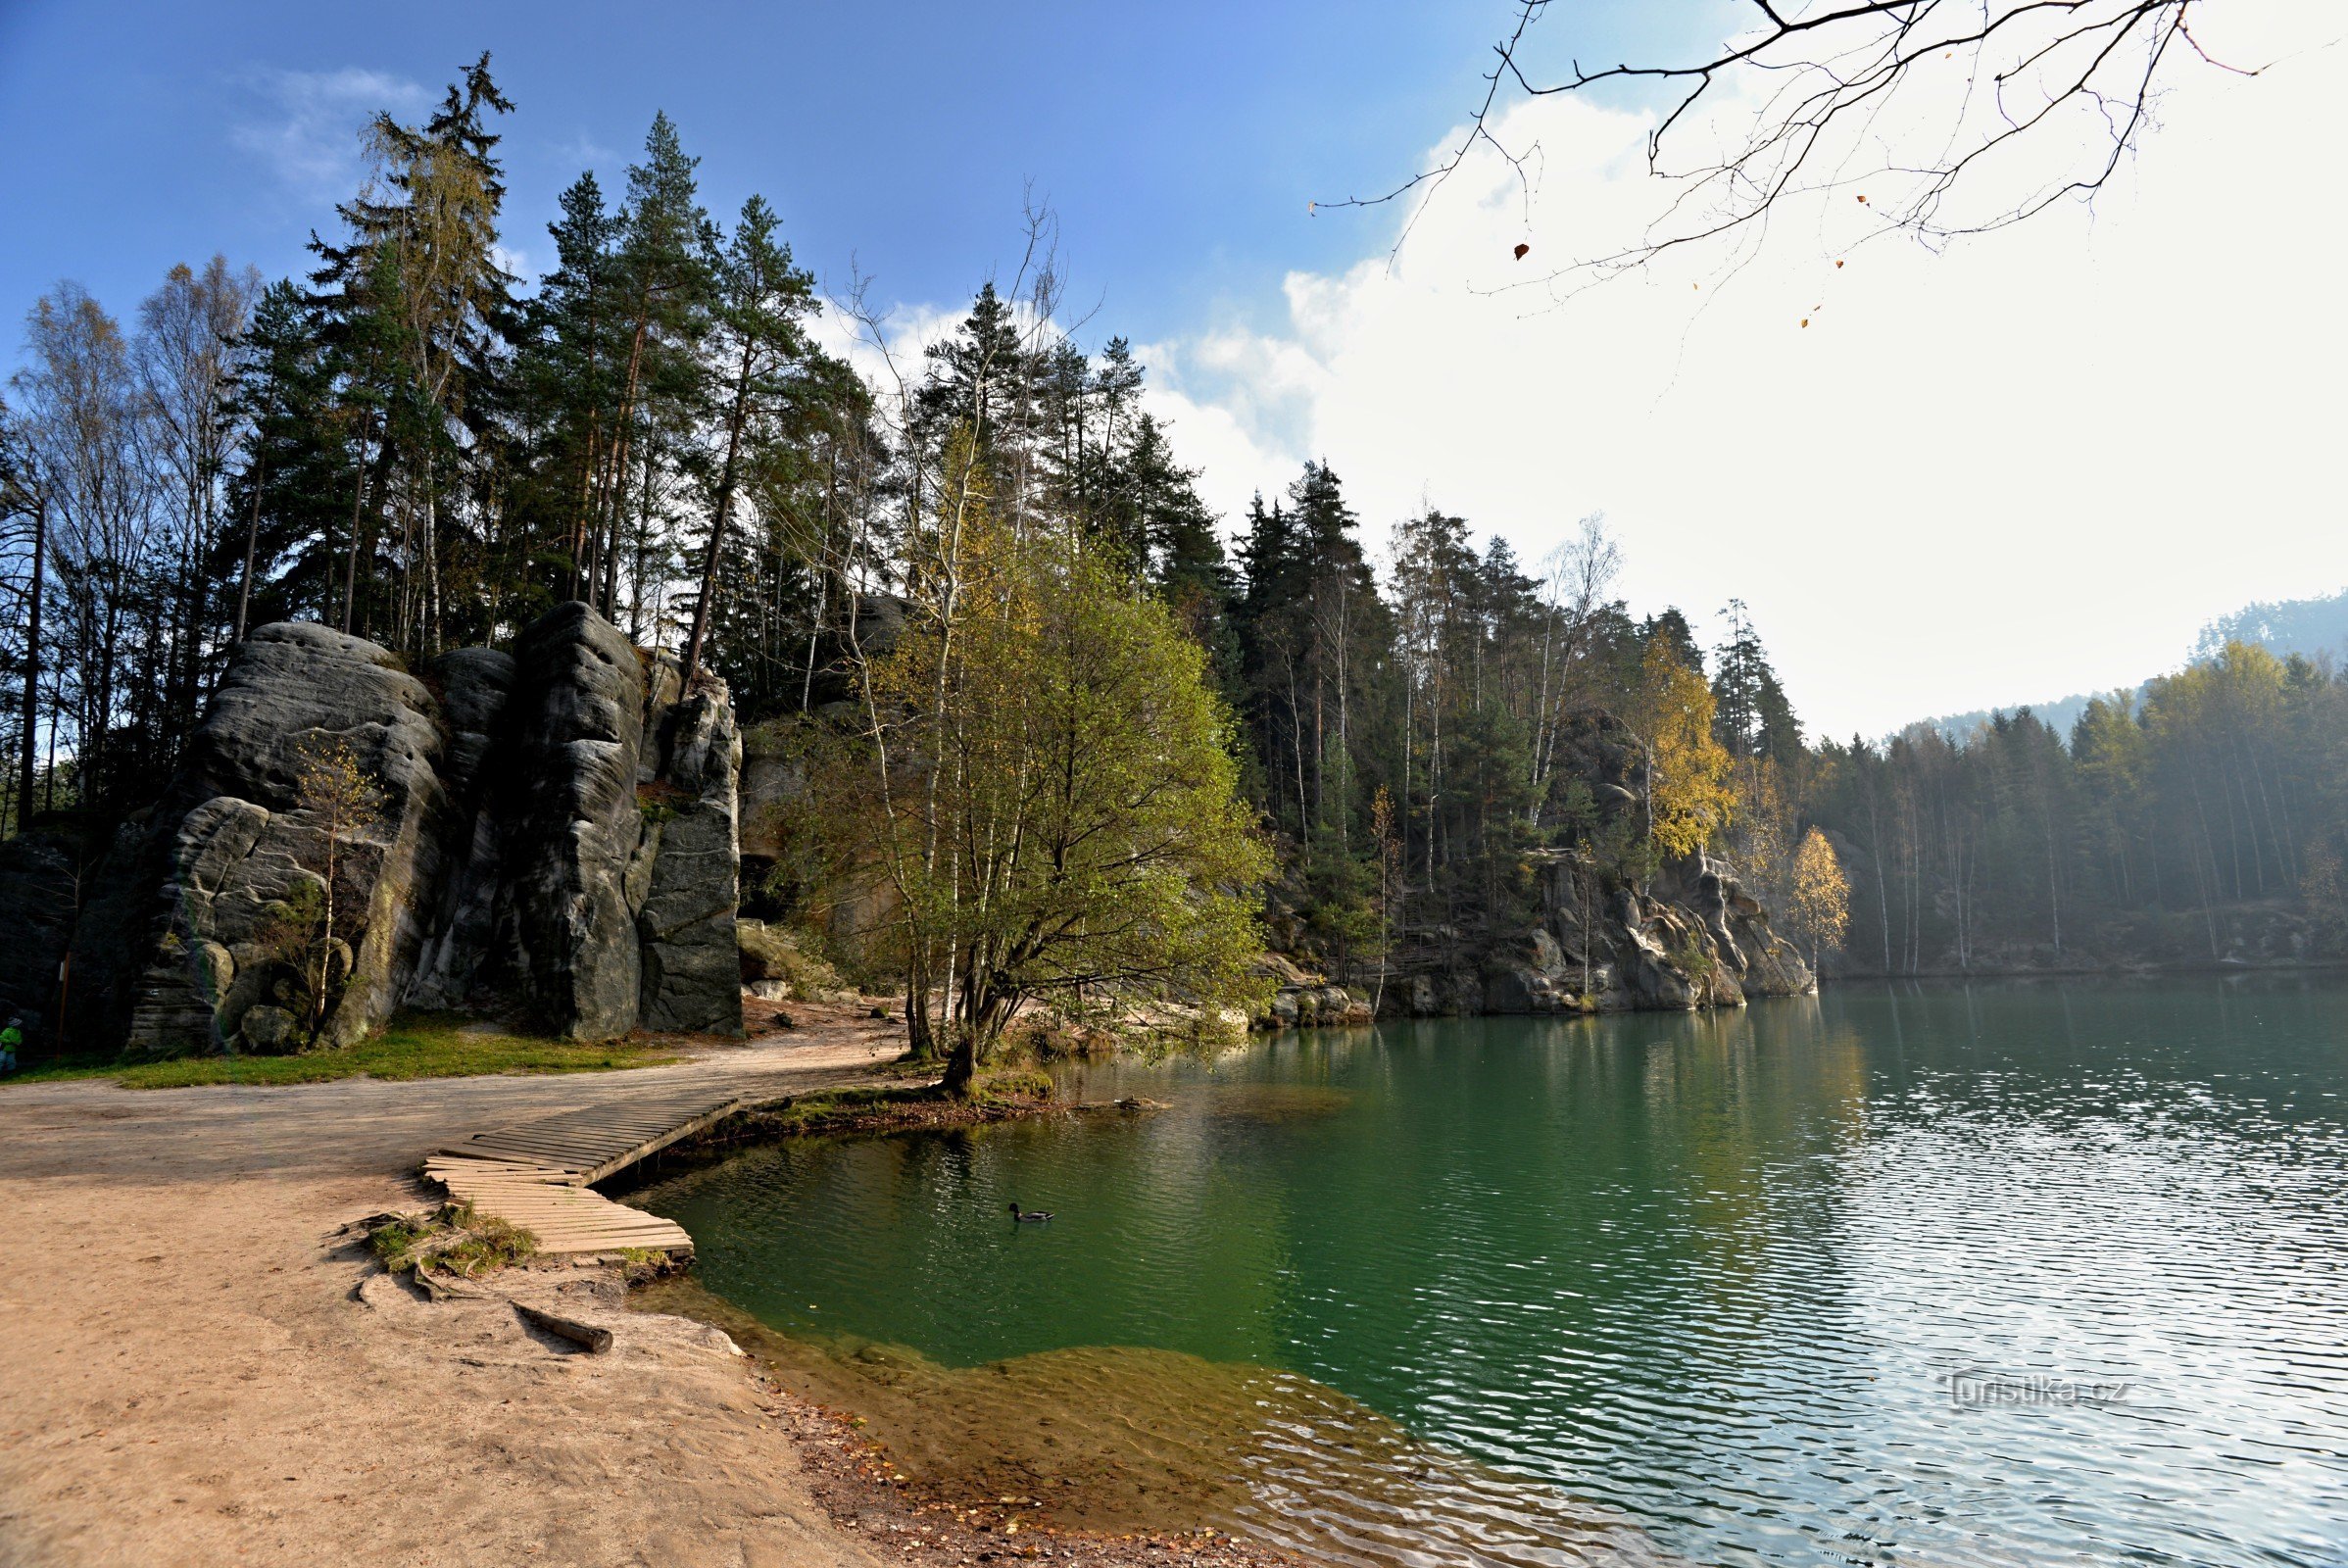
1321, 0, 2268, 291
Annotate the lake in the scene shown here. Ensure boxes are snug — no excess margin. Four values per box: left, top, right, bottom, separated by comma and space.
636, 978, 2348, 1567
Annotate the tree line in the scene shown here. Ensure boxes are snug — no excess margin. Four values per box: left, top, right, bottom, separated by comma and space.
1808, 645, 2348, 973
5, 55, 2341, 1004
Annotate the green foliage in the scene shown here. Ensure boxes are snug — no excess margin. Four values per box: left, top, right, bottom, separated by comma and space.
824, 495, 1272, 1091
974, 1066, 1056, 1104
1670, 934, 1719, 985
1808, 640, 2348, 973
24, 60, 2348, 1034
1300, 841, 1382, 965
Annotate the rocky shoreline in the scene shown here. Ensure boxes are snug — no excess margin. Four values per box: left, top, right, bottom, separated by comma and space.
1257, 849, 1816, 1029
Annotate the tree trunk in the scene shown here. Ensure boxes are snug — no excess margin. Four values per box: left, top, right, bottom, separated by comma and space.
339, 406, 376, 635
18, 486, 44, 825
683, 338, 756, 680
941, 1031, 978, 1096
234, 455, 264, 645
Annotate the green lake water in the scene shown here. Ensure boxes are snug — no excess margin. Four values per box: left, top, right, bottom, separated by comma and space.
636, 978, 2348, 1567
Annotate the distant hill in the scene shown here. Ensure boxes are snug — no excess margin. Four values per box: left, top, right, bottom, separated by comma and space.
2191, 587, 2348, 665
1911, 586, 2348, 747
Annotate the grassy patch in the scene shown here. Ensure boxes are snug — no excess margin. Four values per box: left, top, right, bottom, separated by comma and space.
679, 1071, 1053, 1148
369, 1200, 537, 1277
973, 1066, 1056, 1104
4, 1011, 685, 1090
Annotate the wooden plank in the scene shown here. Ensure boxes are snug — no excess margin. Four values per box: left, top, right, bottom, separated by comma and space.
418, 1088, 755, 1258
577, 1098, 749, 1185
465, 1132, 625, 1154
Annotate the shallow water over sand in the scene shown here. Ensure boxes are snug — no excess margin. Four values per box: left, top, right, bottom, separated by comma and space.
637, 978, 2348, 1567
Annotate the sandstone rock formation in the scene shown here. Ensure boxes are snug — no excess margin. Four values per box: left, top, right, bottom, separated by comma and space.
1477, 849, 1814, 1013
1262, 709, 1814, 1023
16, 605, 740, 1059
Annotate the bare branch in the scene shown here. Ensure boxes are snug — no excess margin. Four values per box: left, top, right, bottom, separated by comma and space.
1319, 0, 2261, 291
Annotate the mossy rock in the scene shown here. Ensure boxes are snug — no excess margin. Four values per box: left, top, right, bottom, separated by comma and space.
736, 919, 842, 1001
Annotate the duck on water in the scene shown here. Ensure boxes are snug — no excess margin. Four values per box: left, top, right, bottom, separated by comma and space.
1008, 1202, 1053, 1223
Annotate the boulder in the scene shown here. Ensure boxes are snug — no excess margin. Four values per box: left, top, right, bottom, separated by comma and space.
114, 623, 456, 1057
23, 604, 746, 1060
240, 1004, 296, 1053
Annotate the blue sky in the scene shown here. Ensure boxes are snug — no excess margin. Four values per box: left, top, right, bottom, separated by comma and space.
4, 1, 2341, 737
0, 1, 1711, 345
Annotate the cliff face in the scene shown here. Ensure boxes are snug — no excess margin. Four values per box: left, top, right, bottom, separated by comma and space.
15, 604, 741, 1059
1261, 710, 1814, 1022
1483, 849, 1813, 1012
1282, 847, 1813, 1023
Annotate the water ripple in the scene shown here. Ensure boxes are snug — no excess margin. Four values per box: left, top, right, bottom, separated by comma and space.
640, 977, 2348, 1568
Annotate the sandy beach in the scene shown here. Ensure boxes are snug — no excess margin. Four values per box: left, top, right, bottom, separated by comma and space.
0, 1008, 919, 1568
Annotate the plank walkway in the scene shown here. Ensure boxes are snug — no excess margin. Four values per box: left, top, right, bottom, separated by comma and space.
421, 1085, 756, 1257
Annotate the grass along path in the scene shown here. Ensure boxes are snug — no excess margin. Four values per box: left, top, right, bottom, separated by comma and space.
3, 1010, 687, 1089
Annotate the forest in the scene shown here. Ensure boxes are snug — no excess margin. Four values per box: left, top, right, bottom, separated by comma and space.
4, 57, 2343, 1004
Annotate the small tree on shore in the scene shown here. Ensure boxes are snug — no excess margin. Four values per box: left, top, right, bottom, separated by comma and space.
836, 513, 1271, 1095
1789, 826, 1851, 973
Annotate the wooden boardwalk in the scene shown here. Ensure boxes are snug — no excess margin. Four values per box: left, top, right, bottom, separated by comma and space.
422, 1085, 755, 1257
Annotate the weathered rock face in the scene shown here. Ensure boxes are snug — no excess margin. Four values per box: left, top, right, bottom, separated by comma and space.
404, 647, 517, 1011
635, 686, 744, 1035
1276, 710, 1814, 1022
499, 603, 655, 1039
1486, 849, 1812, 1013
20, 604, 741, 1059
1357, 850, 1812, 1021
110, 624, 456, 1056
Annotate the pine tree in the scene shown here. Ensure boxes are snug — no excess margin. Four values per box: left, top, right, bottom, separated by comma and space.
591, 112, 714, 629
221, 281, 347, 629
681, 193, 822, 679
313, 53, 515, 654
511, 170, 624, 612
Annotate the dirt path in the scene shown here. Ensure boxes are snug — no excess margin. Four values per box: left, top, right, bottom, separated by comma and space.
0, 1005, 910, 1568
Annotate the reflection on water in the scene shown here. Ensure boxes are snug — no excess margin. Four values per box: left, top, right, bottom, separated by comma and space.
636, 977, 2348, 1568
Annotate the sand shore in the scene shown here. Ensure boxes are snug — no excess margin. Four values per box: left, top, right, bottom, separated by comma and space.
0, 1006, 936, 1568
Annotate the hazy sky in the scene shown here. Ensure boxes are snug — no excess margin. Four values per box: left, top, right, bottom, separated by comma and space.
3, 1, 2341, 738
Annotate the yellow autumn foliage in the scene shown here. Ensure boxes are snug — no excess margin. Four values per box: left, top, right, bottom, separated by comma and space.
1790, 826, 1851, 966
1633, 642, 1735, 858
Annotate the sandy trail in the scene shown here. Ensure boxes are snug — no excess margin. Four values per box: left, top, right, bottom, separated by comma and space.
0, 1007, 908, 1568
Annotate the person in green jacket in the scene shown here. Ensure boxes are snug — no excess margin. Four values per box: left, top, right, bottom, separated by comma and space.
0, 1016, 21, 1074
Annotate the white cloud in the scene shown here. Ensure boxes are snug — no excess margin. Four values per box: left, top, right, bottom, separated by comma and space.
812, 295, 971, 401
1136, 2, 2348, 740
231, 67, 426, 198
